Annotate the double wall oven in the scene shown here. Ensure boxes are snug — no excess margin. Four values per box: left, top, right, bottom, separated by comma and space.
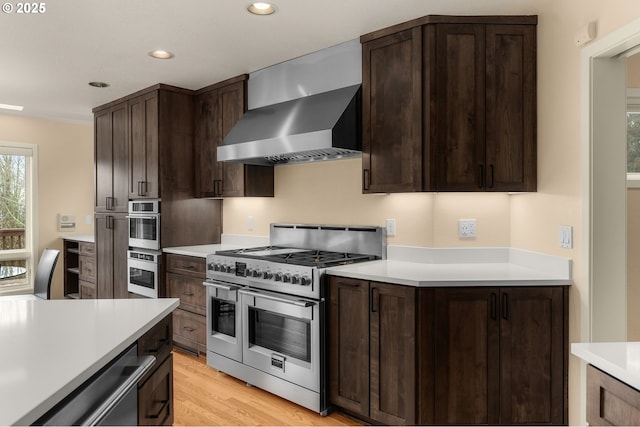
127, 200, 161, 298
204, 224, 385, 414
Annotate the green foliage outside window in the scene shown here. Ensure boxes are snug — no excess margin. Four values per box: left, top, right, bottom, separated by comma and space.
629, 113, 640, 172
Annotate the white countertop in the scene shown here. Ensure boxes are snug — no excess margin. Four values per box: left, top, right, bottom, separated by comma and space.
162, 244, 245, 258
326, 247, 572, 287
572, 342, 640, 390
0, 298, 179, 426
61, 234, 95, 243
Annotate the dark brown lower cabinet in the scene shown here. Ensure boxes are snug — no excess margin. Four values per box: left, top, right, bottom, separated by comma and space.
328, 277, 568, 426
587, 364, 640, 426
434, 286, 567, 425
328, 276, 421, 425
139, 353, 174, 425
95, 213, 128, 299
138, 313, 174, 426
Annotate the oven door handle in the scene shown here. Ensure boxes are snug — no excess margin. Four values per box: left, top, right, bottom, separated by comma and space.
203, 280, 240, 292
125, 215, 158, 220
240, 289, 315, 308
204, 280, 240, 301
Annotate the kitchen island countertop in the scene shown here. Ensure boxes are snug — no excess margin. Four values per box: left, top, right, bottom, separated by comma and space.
571, 342, 640, 390
326, 246, 572, 287
0, 298, 179, 426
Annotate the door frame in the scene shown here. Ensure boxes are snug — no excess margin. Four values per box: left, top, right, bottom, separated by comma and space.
581, 15, 640, 425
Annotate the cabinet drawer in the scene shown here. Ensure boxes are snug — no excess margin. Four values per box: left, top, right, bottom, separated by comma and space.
79, 280, 96, 299
172, 309, 206, 355
79, 256, 96, 282
588, 364, 640, 426
167, 272, 206, 315
138, 314, 172, 383
79, 242, 95, 256
138, 353, 174, 426
166, 254, 205, 278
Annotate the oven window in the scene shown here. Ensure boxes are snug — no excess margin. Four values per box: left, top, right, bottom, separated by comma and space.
212, 299, 236, 337
129, 267, 155, 289
130, 217, 157, 240
248, 308, 311, 362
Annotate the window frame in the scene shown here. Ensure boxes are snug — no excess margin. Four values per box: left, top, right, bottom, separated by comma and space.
627, 88, 640, 188
0, 141, 38, 296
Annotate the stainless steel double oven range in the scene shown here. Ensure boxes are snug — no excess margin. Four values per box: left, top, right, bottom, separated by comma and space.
127, 200, 161, 298
204, 224, 386, 414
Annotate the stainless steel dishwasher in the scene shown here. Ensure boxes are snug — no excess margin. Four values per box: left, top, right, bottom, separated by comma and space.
34, 343, 155, 426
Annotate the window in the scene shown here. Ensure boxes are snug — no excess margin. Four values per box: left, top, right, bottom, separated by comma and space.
0, 142, 37, 296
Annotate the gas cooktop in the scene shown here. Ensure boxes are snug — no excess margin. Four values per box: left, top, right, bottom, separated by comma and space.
215, 245, 378, 268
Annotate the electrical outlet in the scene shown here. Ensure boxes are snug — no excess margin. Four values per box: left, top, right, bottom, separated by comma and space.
386, 219, 396, 237
248, 216, 254, 231
459, 219, 477, 238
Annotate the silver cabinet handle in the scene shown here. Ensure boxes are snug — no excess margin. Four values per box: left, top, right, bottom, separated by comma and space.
83, 355, 156, 426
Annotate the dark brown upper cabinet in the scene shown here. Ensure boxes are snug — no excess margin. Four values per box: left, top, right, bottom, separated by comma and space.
194, 75, 274, 198
94, 102, 129, 212
361, 15, 537, 193
128, 91, 159, 199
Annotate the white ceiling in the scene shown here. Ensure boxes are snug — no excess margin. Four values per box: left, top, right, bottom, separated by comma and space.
0, 0, 540, 123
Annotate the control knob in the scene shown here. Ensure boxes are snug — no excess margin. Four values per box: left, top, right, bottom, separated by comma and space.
274, 272, 283, 282
291, 275, 300, 285
245, 268, 254, 277
263, 271, 273, 280
214, 263, 222, 272
283, 274, 291, 283
300, 276, 311, 286
252, 269, 261, 278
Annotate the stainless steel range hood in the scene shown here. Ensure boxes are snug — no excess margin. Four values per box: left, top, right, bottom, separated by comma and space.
217, 39, 362, 166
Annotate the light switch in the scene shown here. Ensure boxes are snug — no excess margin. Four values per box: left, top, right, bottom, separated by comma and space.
559, 225, 573, 249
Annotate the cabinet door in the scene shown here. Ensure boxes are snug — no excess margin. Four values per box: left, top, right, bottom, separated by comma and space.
434, 287, 499, 425
95, 214, 114, 299
434, 24, 486, 191
362, 27, 423, 193
370, 282, 416, 425
485, 24, 537, 192
95, 213, 128, 299
194, 88, 221, 197
499, 287, 566, 424
138, 353, 174, 426
95, 103, 128, 212
112, 214, 129, 299
328, 276, 370, 417
217, 81, 248, 197
129, 92, 159, 199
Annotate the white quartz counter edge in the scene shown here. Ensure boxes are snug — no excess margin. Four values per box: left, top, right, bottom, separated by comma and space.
60, 234, 95, 244
0, 298, 179, 426
162, 234, 270, 258
163, 244, 244, 258
572, 342, 640, 391
326, 248, 571, 287
326, 260, 571, 286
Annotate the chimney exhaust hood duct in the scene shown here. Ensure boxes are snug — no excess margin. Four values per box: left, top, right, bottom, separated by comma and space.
217, 39, 362, 166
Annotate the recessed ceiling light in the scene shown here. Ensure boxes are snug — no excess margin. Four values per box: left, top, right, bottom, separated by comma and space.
88, 81, 109, 88
0, 103, 24, 111
247, 2, 277, 15
148, 50, 174, 59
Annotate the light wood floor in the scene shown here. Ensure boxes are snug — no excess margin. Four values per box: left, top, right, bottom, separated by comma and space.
173, 350, 361, 426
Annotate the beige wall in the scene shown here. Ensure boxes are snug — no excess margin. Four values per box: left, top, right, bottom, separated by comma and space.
1, 1, 640, 424
223, 2, 640, 425
0, 114, 94, 299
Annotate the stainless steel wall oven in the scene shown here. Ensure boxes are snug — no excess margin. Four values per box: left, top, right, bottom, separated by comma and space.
127, 249, 161, 299
127, 200, 160, 251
